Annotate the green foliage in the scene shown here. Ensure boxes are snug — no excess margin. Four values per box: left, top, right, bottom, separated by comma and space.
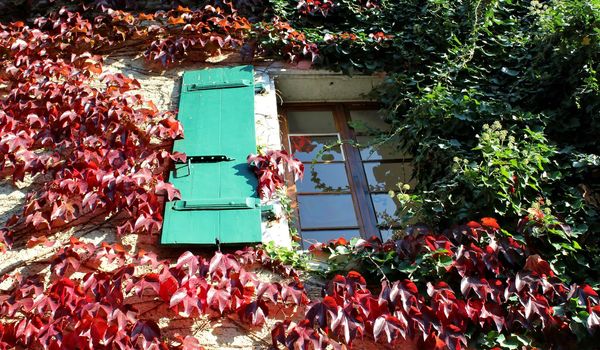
387, 182, 425, 229
262, 240, 310, 270
266, 0, 600, 282
453, 122, 556, 218
479, 331, 532, 350
386, 1, 598, 283
516, 200, 592, 281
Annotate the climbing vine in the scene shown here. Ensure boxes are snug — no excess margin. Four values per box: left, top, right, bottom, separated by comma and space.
0, 11, 185, 249
0, 238, 306, 349
1, 220, 599, 349
0, 0, 599, 349
248, 149, 304, 200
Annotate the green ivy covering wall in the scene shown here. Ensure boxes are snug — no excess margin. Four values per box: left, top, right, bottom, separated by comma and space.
269, 0, 600, 282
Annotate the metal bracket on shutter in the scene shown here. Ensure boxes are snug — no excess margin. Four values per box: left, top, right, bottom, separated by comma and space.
260, 204, 276, 220
174, 155, 234, 177
187, 80, 252, 92
172, 197, 261, 211
254, 82, 266, 94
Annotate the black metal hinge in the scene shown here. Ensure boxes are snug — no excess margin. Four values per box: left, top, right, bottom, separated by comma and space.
174, 155, 235, 177
184, 155, 235, 163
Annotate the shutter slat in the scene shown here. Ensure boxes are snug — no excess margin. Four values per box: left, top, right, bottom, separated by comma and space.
161, 65, 261, 245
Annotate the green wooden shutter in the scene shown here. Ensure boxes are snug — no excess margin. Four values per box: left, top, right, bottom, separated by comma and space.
161, 65, 262, 245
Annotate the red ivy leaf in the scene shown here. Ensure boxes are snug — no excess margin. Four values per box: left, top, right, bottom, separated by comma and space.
131, 320, 161, 342
481, 217, 500, 230
207, 287, 230, 314
524, 254, 554, 277
26, 235, 54, 248
159, 276, 179, 302
373, 315, 407, 344
305, 296, 337, 329
237, 300, 268, 326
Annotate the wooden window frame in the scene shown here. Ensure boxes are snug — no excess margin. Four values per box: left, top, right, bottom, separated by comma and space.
279, 102, 384, 244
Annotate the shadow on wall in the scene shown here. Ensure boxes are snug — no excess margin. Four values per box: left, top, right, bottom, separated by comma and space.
0, 176, 37, 227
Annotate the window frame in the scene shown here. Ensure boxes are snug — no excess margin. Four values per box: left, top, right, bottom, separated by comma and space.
279, 102, 386, 245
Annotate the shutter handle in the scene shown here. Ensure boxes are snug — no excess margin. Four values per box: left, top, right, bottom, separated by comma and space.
172, 197, 260, 210
174, 159, 191, 178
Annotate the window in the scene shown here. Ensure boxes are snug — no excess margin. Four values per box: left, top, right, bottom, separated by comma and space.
280, 103, 414, 248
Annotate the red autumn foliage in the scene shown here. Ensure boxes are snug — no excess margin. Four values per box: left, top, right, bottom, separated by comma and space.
0, 13, 186, 249
247, 150, 304, 200
253, 17, 319, 63
480, 217, 500, 230
290, 135, 318, 154
297, 0, 338, 16
297, 219, 600, 349
81, 3, 317, 65
0, 7, 314, 346
141, 5, 252, 65
0, 238, 306, 349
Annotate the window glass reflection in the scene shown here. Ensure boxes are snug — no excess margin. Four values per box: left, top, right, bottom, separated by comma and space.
379, 229, 396, 242
298, 194, 358, 228
349, 110, 390, 134
297, 163, 350, 193
370, 193, 402, 226
357, 135, 410, 161
363, 162, 415, 192
287, 110, 337, 133
289, 135, 343, 162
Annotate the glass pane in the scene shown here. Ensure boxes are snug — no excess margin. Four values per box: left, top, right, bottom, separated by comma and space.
371, 193, 402, 226
301, 229, 360, 248
380, 229, 396, 242
349, 110, 391, 134
357, 136, 410, 161
290, 135, 343, 162
363, 162, 415, 192
298, 194, 358, 229
287, 110, 337, 133
297, 163, 350, 193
